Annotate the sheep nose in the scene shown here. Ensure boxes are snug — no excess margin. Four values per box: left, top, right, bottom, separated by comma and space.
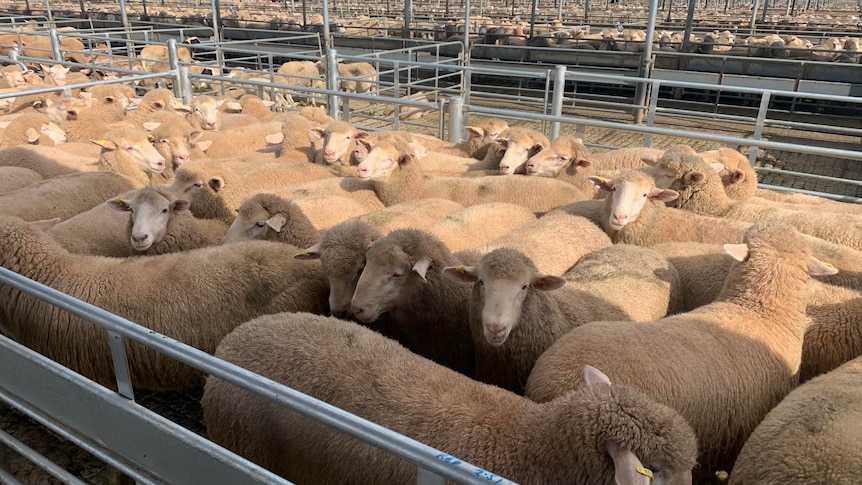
325, 150, 336, 157
132, 234, 149, 244
486, 324, 506, 337
177, 154, 190, 163
351, 304, 366, 318
526, 162, 536, 171
499, 165, 510, 173
612, 213, 628, 223
356, 167, 367, 177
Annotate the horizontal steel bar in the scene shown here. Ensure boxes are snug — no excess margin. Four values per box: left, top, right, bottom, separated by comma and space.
0, 428, 88, 485
757, 184, 862, 203
756, 167, 862, 186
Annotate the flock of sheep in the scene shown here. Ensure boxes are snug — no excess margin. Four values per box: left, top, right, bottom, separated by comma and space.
0, 20, 860, 485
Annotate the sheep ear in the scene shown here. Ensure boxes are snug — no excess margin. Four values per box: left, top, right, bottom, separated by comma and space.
355, 131, 370, 140
412, 256, 433, 282
196, 140, 213, 151
25, 128, 40, 143
308, 127, 326, 142
0, 121, 10, 129
808, 257, 838, 276
442, 265, 479, 283
605, 440, 651, 485
216, 99, 225, 107
532, 275, 566, 291
398, 153, 413, 166
171, 199, 191, 212
640, 154, 659, 166
683, 171, 705, 184
730, 169, 746, 184
588, 176, 615, 192
91, 139, 119, 150
262, 100, 275, 108
106, 197, 132, 212
208, 176, 225, 192
293, 242, 322, 260
188, 131, 203, 142
584, 365, 612, 386
464, 126, 483, 138
265, 132, 285, 145
142, 122, 161, 131
723, 243, 750, 262
225, 101, 242, 112
29, 218, 61, 231
649, 188, 678, 202
575, 158, 591, 168
709, 162, 726, 173
266, 213, 287, 232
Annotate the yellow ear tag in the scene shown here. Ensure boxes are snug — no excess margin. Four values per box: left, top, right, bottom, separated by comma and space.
114, 197, 123, 204
147, 133, 154, 141
456, 265, 465, 273
636, 467, 654, 482
823, 261, 834, 268
302, 250, 310, 256
95, 139, 107, 146
597, 177, 609, 184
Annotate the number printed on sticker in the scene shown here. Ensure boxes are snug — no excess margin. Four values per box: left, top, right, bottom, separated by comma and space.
475, 468, 504, 484
435, 453, 462, 466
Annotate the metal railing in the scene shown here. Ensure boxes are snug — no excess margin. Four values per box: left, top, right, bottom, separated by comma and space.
0, 267, 516, 485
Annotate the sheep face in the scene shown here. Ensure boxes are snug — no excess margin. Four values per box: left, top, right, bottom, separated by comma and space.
525, 137, 590, 177
312, 122, 369, 165
2, 70, 29, 87
37, 122, 67, 145
107, 189, 190, 251
190, 97, 223, 130
351, 244, 430, 323
591, 173, 678, 230
153, 130, 200, 167
445, 249, 565, 347
355, 141, 411, 180
498, 137, 546, 175
40, 64, 69, 86
222, 205, 286, 245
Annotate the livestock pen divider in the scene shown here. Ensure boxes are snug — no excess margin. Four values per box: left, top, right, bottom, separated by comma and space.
0, 266, 519, 485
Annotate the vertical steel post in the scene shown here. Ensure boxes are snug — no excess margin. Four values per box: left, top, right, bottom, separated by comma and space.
167, 39, 182, 98
326, 49, 341, 120
749, 92, 771, 166
550, 65, 566, 140
529, 0, 537, 38
750, 0, 760, 34
761, 0, 769, 22
44, 0, 55, 28
557, 0, 564, 21
403, 0, 413, 40
681, 0, 697, 52
107, 331, 135, 400
179, 66, 193, 104
644, 80, 662, 147
117, 0, 131, 32
634, 0, 658, 124
462, 0, 472, 127
448, 96, 464, 143
322, 0, 332, 50
49, 28, 63, 62
584, 0, 591, 20
211, 0, 222, 43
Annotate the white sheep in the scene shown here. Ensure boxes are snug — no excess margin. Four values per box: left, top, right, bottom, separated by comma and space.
349, 228, 475, 375
202, 312, 698, 484
185, 95, 224, 130
195, 120, 284, 159
290, 195, 372, 230
729, 355, 862, 484
659, 152, 862, 251
355, 138, 591, 212
0, 113, 66, 148
444, 244, 678, 394
525, 220, 837, 481
0, 214, 328, 391
221, 193, 319, 248
354, 198, 465, 235
497, 127, 550, 175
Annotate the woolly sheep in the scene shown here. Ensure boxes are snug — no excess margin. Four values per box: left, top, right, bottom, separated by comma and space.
660, 152, 862, 251
186, 95, 223, 130
497, 127, 550, 175
444, 244, 678, 393
525, 220, 838, 480
461, 211, 613, 276
410, 118, 509, 161
0, 172, 140, 221
317, 60, 378, 94
349, 228, 475, 375
272, 176, 385, 212
355, 139, 590, 212
526, 136, 660, 196
557, 169, 751, 246
291, 195, 372, 230
0, 214, 328, 391
48, 185, 228, 256
125, 89, 190, 125
149, 119, 205, 168
236, 94, 277, 121
221, 193, 319, 248
54, 95, 128, 143
0, 166, 43, 195
196, 121, 283, 159
729, 355, 862, 485
426, 202, 536, 252
0, 113, 66, 148
202, 312, 697, 484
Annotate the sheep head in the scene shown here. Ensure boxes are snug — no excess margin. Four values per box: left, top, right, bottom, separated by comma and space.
591, 171, 678, 230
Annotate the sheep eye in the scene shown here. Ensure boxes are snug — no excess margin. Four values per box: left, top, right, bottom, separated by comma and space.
254, 221, 266, 228
391, 272, 403, 279
521, 284, 528, 290
191, 182, 203, 189
643, 193, 649, 198
161, 208, 168, 214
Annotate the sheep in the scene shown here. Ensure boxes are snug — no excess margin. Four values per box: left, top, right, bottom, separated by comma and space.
444, 244, 678, 394
124, 88, 190, 125
202, 312, 698, 484
355, 139, 590, 212
139, 43, 193, 73
525, 220, 838, 480
236, 94, 277, 121
351, 198, 463, 235
0, 166, 43, 195
0, 113, 66, 148
271, 177, 385, 213
0, 214, 328, 391
729, 355, 862, 485
496, 127, 550, 175
196, 121, 283, 159
316, 60, 378, 95
291, 195, 372, 230
221, 193, 319, 248
591, 146, 667, 172
149, 119, 205, 168
48, 185, 228, 256
659, 151, 862, 251
266, 114, 320, 163
21, 36, 88, 64
166, 159, 335, 222
426, 202, 536, 252
556, 169, 751, 246
308, 120, 368, 169
38, 63, 70, 87
460, 211, 612, 276
349, 229, 475, 376
0, 172, 141, 222
0, 123, 164, 182
185, 95, 223, 130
